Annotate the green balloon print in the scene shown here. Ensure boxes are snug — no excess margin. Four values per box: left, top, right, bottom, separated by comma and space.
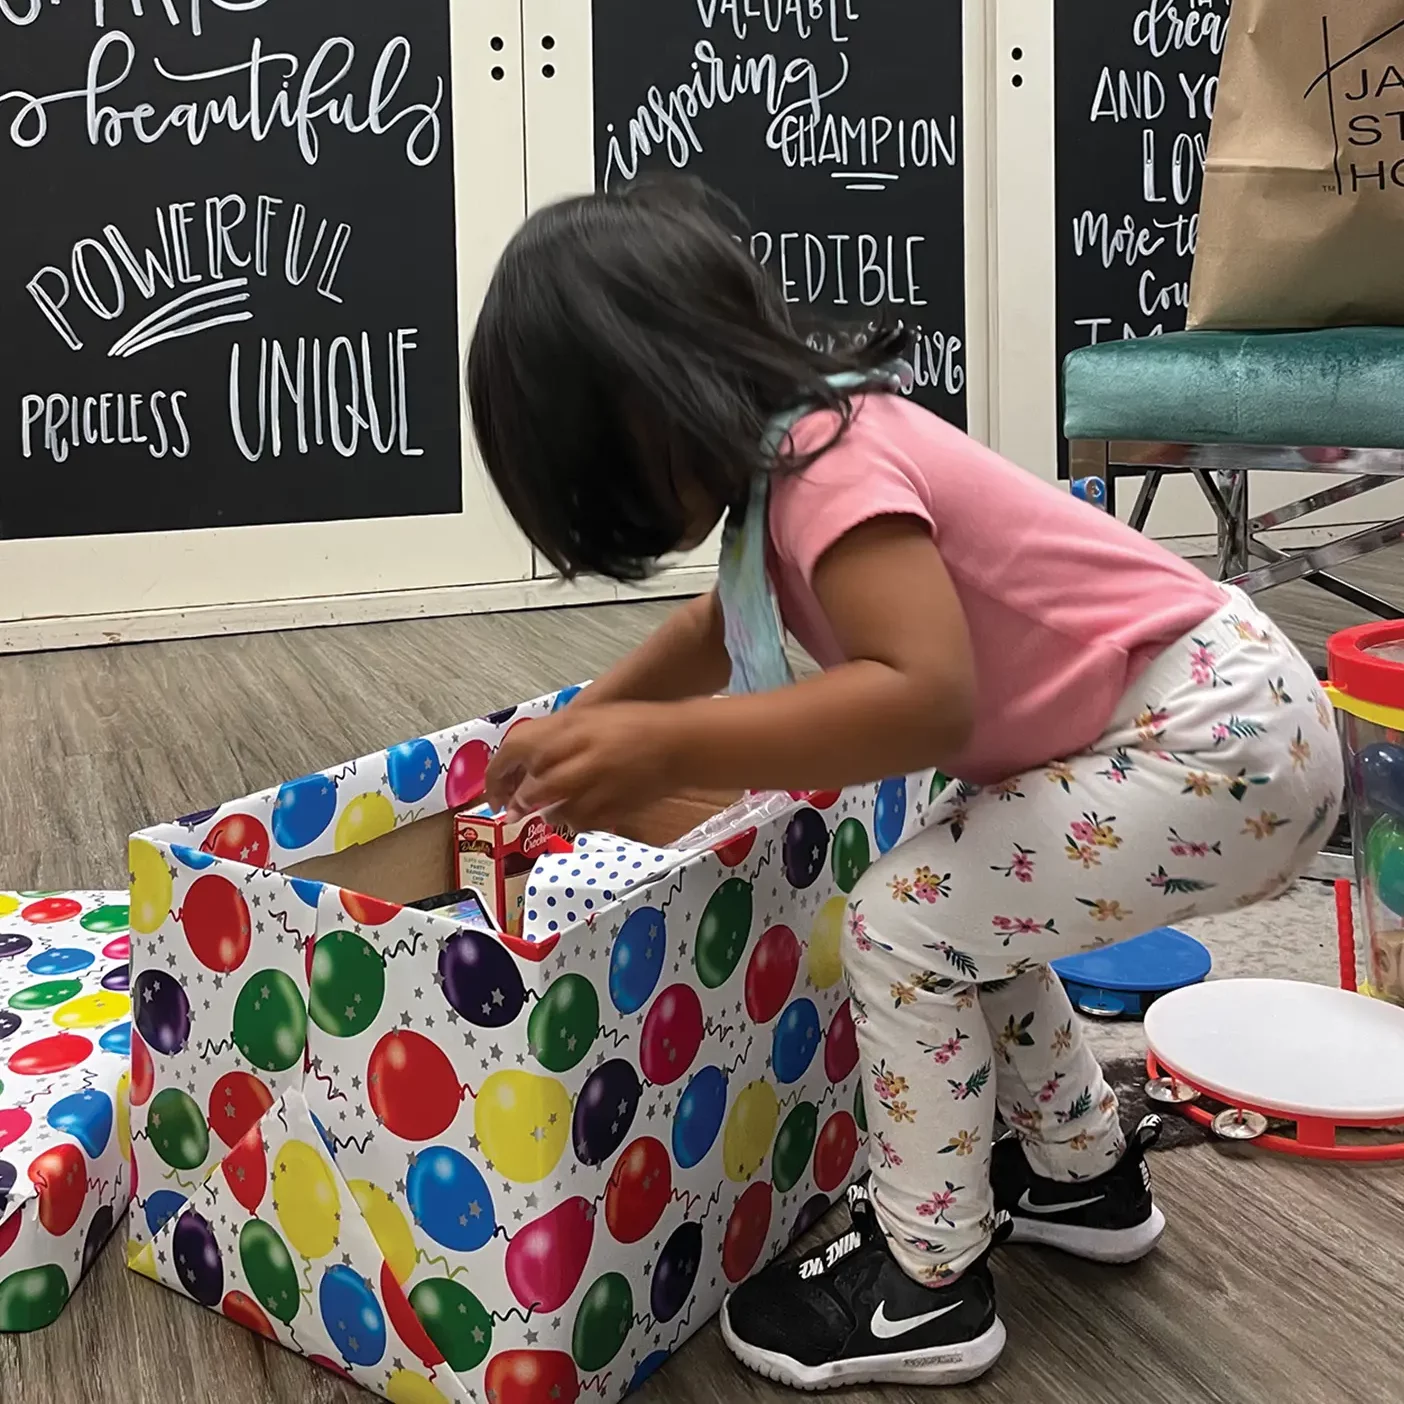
853, 1080, 868, 1133
239, 1218, 301, 1324
929, 771, 951, 804
233, 969, 307, 1071
80, 904, 130, 934
0, 1266, 70, 1332
9, 979, 82, 1010
572, 1272, 633, 1372
771, 1102, 819, 1194
694, 878, 753, 989
830, 819, 871, 895
309, 931, 386, 1038
409, 1277, 494, 1372
528, 973, 599, 1073
147, 1087, 210, 1170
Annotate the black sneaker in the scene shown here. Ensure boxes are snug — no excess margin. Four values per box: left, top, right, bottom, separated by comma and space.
992, 1114, 1166, 1262
720, 1184, 1007, 1390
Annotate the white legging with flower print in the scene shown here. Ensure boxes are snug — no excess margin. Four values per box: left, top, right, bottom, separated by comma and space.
844, 590, 1342, 1282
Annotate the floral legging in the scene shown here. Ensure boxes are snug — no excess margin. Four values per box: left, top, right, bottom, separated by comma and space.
843, 592, 1343, 1282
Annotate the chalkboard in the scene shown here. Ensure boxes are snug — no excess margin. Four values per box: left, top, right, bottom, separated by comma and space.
592, 0, 967, 428
1054, 0, 1230, 469
0, 2, 461, 539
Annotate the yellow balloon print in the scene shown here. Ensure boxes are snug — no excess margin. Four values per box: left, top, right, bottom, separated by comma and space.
0, 894, 17, 918
272, 1139, 341, 1259
350, 1179, 416, 1285
334, 793, 396, 852
807, 896, 847, 990
129, 839, 172, 936
116, 1070, 131, 1161
723, 1079, 780, 1183
128, 1240, 158, 1280
385, 1371, 452, 1404
474, 1070, 571, 1183
53, 991, 131, 1030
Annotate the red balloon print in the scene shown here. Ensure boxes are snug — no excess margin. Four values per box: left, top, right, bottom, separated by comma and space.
28, 1143, 87, 1236
307, 1355, 353, 1379
807, 790, 842, 810
341, 890, 403, 927
639, 985, 704, 1086
504, 1197, 595, 1313
445, 739, 491, 808
200, 813, 270, 868
102, 935, 131, 960
8, 1032, 92, 1076
222, 1290, 277, 1340
180, 874, 252, 973
208, 1071, 274, 1149
713, 828, 757, 868
604, 1137, 672, 1245
0, 1210, 22, 1259
21, 897, 82, 925
380, 1260, 444, 1367
813, 1111, 859, 1193
824, 1001, 859, 1084
723, 1181, 774, 1284
484, 1350, 580, 1404
130, 1033, 154, 1106
367, 1031, 464, 1141
221, 1125, 267, 1213
0, 1107, 32, 1152
744, 925, 800, 1024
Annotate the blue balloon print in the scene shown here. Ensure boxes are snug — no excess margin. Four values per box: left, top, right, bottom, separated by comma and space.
632, 1350, 670, 1390
47, 1088, 114, 1158
772, 998, 821, 1084
406, 1145, 496, 1251
874, 777, 907, 854
170, 844, 217, 870
144, 1189, 189, 1237
609, 906, 666, 1015
672, 1065, 728, 1169
552, 685, 583, 712
289, 877, 323, 908
386, 739, 440, 804
319, 1264, 387, 1366
27, 947, 95, 976
271, 773, 337, 850
312, 1113, 337, 1160
99, 1021, 131, 1055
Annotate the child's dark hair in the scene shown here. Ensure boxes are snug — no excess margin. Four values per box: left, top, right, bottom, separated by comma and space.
467, 179, 910, 581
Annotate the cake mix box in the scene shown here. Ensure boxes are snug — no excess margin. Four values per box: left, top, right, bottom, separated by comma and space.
454, 809, 572, 934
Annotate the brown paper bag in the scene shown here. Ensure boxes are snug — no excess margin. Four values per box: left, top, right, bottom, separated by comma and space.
1188, 3, 1404, 329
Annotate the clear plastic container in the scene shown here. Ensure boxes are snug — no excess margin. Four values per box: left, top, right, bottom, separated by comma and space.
1328, 624, 1404, 1005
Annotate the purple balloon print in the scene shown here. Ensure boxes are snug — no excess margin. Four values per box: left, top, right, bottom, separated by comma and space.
101, 963, 130, 993
0, 934, 32, 959
651, 1221, 702, 1323
132, 970, 192, 1056
438, 928, 526, 1028
782, 808, 829, 889
572, 1059, 641, 1166
82, 1204, 115, 1276
172, 1209, 223, 1306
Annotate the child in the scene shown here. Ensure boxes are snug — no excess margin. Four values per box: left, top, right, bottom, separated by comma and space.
470, 181, 1342, 1390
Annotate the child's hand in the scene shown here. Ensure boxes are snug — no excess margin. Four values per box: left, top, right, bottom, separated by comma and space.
485, 702, 680, 832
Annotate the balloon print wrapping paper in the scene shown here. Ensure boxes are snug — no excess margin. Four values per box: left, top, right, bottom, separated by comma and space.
127, 688, 941, 1402
0, 891, 134, 1332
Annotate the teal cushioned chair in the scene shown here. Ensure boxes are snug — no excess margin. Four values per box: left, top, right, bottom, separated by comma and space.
1062, 329, 1404, 619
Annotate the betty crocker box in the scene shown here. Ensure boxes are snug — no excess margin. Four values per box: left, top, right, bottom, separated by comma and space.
454, 809, 573, 935
126, 685, 936, 1402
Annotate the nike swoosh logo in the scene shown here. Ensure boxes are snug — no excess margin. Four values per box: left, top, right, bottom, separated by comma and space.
1017, 1188, 1105, 1215
870, 1299, 961, 1340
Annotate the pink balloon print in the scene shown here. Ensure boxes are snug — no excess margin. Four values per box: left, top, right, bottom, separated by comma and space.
504, 1196, 596, 1313
639, 985, 704, 1086
102, 935, 130, 960
445, 740, 491, 808
0, 1107, 32, 1152
824, 1001, 859, 1084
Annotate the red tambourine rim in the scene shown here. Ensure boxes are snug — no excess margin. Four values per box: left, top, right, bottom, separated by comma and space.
1327, 621, 1404, 710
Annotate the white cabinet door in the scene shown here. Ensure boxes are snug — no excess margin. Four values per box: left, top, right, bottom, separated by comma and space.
0, 0, 533, 637
520, 0, 991, 580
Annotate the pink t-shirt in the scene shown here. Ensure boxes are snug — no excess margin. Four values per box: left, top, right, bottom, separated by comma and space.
767, 394, 1226, 783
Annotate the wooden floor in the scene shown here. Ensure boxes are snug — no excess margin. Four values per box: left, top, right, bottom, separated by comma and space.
4, 551, 1404, 1404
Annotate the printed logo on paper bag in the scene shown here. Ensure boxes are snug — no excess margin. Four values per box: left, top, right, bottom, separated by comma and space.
1306, 16, 1404, 195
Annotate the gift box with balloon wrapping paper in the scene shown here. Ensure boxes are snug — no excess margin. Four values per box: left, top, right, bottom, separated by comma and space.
0, 890, 134, 1332
125, 686, 932, 1403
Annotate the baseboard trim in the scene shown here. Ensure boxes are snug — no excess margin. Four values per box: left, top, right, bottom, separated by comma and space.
0, 569, 715, 655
